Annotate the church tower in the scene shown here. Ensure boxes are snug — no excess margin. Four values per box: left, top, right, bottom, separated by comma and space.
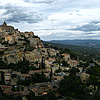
3, 21, 7, 26
0, 21, 14, 33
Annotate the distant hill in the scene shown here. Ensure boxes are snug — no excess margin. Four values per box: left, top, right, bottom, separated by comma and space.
44, 42, 100, 56
48, 39, 100, 48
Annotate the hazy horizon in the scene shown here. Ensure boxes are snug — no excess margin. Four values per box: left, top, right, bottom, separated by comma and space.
46, 39, 100, 41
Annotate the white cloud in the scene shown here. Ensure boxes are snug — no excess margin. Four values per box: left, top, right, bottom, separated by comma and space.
0, 0, 100, 40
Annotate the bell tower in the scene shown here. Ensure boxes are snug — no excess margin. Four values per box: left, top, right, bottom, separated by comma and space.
3, 21, 7, 26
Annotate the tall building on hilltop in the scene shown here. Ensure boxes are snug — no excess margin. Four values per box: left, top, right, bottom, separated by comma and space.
0, 21, 15, 33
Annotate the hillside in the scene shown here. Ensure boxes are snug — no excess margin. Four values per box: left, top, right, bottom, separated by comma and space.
44, 42, 100, 57
48, 39, 100, 48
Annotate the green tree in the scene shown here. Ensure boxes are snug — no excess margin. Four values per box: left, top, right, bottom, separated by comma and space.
55, 68, 62, 73
58, 75, 83, 99
46, 91, 57, 100
61, 60, 69, 67
41, 56, 45, 69
27, 90, 35, 100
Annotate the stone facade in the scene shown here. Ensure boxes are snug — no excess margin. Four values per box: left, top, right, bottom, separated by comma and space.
25, 51, 42, 63
49, 48, 59, 57
0, 22, 15, 33
62, 53, 70, 61
2, 49, 24, 64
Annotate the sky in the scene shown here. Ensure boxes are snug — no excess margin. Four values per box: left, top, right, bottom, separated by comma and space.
0, 0, 100, 41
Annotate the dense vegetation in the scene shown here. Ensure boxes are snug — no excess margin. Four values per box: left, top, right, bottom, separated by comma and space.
45, 42, 100, 60
57, 67, 100, 100
44, 43, 100, 100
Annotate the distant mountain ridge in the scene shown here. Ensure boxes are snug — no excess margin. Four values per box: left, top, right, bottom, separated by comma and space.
48, 39, 100, 48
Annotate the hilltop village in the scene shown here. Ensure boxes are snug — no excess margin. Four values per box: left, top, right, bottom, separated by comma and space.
0, 22, 100, 100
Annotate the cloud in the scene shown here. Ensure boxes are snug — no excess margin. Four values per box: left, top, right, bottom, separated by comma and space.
91, 21, 100, 24
23, 0, 54, 4
70, 22, 100, 32
40, 31, 83, 41
0, 0, 100, 40
0, 4, 46, 24
85, 32, 95, 34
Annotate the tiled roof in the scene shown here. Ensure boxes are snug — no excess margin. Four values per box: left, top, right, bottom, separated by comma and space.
1, 85, 12, 88
62, 53, 70, 55
4, 73, 11, 76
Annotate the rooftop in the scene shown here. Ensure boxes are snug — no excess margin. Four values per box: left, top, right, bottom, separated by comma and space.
62, 53, 70, 55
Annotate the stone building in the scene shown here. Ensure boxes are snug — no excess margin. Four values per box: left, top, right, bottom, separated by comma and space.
0, 21, 15, 33
4, 73, 11, 84
25, 51, 42, 63
68, 60, 79, 67
2, 49, 24, 64
49, 49, 59, 57
62, 53, 70, 61
28, 36, 43, 48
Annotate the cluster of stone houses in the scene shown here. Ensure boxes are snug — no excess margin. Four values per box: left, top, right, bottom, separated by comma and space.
0, 61, 91, 99
0, 22, 43, 48
0, 68, 62, 99
0, 22, 96, 99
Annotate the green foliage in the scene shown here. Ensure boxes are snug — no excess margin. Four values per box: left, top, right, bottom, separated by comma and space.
69, 67, 80, 77
66, 96, 72, 100
58, 75, 84, 99
63, 69, 69, 73
23, 43, 26, 45
50, 68, 52, 82
35, 61, 38, 65
86, 66, 100, 76
0, 60, 9, 69
7, 61, 30, 73
29, 96, 46, 100
0, 51, 4, 55
21, 35, 25, 37
27, 89, 46, 100
55, 68, 62, 73
9, 33, 14, 35
17, 79, 31, 86
46, 91, 57, 100
1, 41, 8, 45
45, 42, 100, 60
0, 71, 5, 84
61, 60, 69, 67
59, 48, 71, 54
23, 79, 31, 86
13, 96, 22, 100
18, 38, 24, 41
57, 63, 100, 99
12, 86, 20, 92
33, 35, 39, 38
25, 46, 35, 51
52, 46, 58, 50
82, 94, 100, 100
59, 55, 64, 59
18, 36, 30, 44
25, 39, 30, 43
29, 90, 35, 97
0, 94, 22, 100
17, 79, 23, 85
88, 75, 98, 86
31, 72, 48, 83
0, 95, 9, 100
78, 62, 89, 69
0, 60, 40, 73
11, 74, 17, 79
41, 56, 45, 69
